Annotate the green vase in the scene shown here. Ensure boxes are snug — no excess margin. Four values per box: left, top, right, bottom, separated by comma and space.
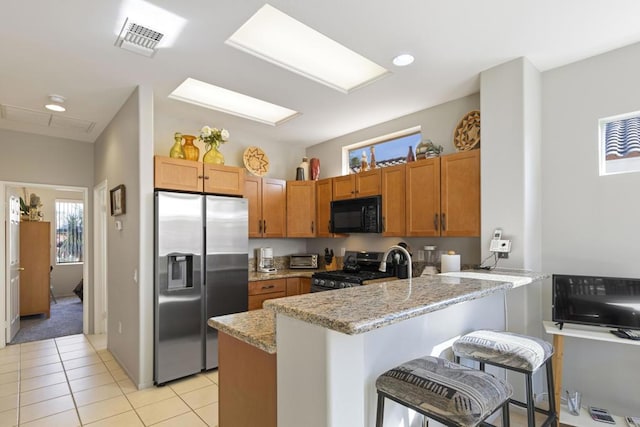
203, 145, 225, 165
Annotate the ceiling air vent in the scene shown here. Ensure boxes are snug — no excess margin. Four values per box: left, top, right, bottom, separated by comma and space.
115, 18, 164, 58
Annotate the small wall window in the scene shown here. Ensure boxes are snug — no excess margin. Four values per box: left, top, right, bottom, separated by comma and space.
343, 127, 422, 174
56, 200, 84, 264
599, 111, 640, 176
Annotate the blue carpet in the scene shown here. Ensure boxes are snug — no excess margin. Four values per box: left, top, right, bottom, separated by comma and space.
10, 296, 83, 344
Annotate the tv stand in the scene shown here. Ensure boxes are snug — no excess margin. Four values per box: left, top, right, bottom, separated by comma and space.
543, 321, 640, 425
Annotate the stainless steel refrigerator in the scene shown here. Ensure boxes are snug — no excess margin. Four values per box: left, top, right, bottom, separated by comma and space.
154, 191, 248, 385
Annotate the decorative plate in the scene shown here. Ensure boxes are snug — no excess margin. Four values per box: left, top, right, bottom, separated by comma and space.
453, 110, 481, 151
243, 146, 270, 176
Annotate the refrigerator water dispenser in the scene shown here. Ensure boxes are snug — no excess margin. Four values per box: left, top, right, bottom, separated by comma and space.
168, 254, 193, 290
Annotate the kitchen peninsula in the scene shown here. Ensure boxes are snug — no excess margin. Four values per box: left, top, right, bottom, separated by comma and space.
209, 271, 546, 427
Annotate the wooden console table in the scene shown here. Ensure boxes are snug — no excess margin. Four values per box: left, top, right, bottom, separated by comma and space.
543, 320, 639, 426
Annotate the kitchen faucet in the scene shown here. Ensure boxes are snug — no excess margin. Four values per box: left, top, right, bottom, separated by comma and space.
379, 245, 412, 282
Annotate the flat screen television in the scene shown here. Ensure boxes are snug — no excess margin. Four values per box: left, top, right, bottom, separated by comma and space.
553, 274, 640, 330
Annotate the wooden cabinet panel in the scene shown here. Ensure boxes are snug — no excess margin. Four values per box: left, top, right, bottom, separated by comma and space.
300, 277, 311, 295
286, 278, 300, 296
203, 164, 244, 196
248, 292, 287, 310
249, 279, 287, 295
20, 221, 51, 317
332, 175, 356, 200
316, 178, 333, 237
244, 177, 286, 238
441, 150, 480, 236
154, 156, 203, 192
406, 158, 441, 236
154, 156, 245, 196
286, 181, 316, 237
357, 169, 382, 197
381, 164, 406, 236
244, 176, 262, 238
332, 169, 381, 200
262, 178, 286, 238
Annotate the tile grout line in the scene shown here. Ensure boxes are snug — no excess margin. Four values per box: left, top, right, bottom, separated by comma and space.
53, 337, 83, 427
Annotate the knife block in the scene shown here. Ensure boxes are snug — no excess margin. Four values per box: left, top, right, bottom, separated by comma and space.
325, 258, 338, 271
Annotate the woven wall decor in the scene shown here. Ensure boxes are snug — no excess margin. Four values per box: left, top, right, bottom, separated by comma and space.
453, 110, 481, 151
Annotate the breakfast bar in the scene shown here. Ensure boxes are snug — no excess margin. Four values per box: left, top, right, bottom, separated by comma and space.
208, 271, 546, 427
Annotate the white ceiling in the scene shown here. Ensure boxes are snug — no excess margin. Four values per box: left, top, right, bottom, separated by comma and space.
2, 0, 640, 147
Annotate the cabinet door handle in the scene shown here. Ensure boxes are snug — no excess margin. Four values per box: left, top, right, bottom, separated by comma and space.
203, 175, 210, 180
262, 285, 275, 290
311, 221, 314, 233
197, 175, 204, 179
263, 220, 267, 233
328, 220, 332, 232
441, 213, 446, 231
433, 214, 439, 230
258, 220, 263, 233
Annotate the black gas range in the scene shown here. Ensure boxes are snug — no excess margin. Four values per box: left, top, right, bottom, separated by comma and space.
311, 251, 394, 292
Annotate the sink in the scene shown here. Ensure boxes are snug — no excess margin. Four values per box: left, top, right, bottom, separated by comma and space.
438, 271, 532, 287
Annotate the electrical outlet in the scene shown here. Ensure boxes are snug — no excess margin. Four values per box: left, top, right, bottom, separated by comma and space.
489, 239, 511, 253
498, 252, 509, 259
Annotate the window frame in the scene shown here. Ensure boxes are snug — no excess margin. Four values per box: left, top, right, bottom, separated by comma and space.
55, 198, 84, 265
341, 126, 422, 175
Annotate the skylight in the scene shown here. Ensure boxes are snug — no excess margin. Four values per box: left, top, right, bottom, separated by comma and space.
168, 78, 300, 126
226, 4, 389, 94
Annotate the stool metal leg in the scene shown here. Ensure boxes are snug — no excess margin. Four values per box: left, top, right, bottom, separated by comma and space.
525, 373, 535, 426
376, 393, 385, 427
502, 400, 510, 427
422, 414, 429, 427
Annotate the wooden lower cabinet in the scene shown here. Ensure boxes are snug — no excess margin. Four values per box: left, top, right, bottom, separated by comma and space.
219, 332, 276, 427
248, 279, 286, 310
285, 277, 312, 296
20, 221, 51, 318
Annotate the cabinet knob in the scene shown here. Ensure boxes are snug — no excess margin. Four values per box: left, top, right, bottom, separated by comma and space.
203, 176, 210, 180
18, 267, 25, 271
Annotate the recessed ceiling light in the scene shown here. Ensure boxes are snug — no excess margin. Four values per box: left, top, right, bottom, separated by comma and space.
168, 78, 300, 126
226, 4, 389, 93
45, 95, 66, 112
393, 54, 415, 67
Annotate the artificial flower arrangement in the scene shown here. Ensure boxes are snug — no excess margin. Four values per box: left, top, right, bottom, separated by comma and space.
198, 126, 229, 150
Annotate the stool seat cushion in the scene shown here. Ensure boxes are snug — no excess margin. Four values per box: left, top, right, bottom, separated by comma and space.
453, 330, 553, 372
376, 356, 512, 427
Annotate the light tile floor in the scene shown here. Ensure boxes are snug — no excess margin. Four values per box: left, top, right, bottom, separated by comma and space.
0, 334, 218, 426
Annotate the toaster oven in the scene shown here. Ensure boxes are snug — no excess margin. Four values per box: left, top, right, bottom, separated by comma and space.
289, 254, 319, 269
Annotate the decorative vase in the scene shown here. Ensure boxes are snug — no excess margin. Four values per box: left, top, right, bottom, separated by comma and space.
310, 158, 320, 180
169, 132, 185, 159
203, 144, 225, 164
369, 147, 376, 169
182, 135, 199, 161
406, 146, 415, 163
299, 157, 310, 181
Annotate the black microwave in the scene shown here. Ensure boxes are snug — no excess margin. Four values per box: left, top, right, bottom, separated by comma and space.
330, 195, 382, 233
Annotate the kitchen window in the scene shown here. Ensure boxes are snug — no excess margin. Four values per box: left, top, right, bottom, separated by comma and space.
599, 111, 640, 175
343, 127, 422, 174
55, 200, 83, 264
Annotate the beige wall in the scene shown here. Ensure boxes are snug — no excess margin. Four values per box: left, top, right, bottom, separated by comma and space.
305, 93, 482, 265
94, 87, 142, 385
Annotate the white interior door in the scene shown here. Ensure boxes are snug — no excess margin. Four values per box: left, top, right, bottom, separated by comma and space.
6, 189, 20, 342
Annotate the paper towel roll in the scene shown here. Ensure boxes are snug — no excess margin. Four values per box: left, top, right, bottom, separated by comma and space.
440, 254, 461, 273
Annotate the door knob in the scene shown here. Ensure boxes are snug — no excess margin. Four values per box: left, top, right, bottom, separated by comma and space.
18, 267, 25, 271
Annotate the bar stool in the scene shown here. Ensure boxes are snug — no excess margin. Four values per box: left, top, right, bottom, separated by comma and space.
375, 356, 512, 427
453, 330, 557, 427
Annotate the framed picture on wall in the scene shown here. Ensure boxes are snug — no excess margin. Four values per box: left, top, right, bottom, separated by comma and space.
110, 185, 126, 216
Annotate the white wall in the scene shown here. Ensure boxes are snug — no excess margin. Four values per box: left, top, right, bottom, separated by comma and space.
541, 42, 640, 415
94, 87, 143, 386
17, 187, 84, 296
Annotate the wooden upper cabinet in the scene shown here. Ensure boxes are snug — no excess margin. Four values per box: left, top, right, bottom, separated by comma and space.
381, 164, 406, 236
286, 181, 316, 237
440, 150, 480, 237
203, 164, 244, 196
154, 156, 203, 192
262, 178, 287, 238
332, 169, 381, 200
406, 158, 441, 236
244, 176, 286, 238
244, 176, 262, 238
315, 178, 333, 237
154, 156, 244, 196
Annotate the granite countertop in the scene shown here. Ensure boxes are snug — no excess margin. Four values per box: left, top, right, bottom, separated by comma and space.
249, 268, 317, 282
263, 275, 515, 335
210, 269, 546, 352
208, 309, 276, 354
